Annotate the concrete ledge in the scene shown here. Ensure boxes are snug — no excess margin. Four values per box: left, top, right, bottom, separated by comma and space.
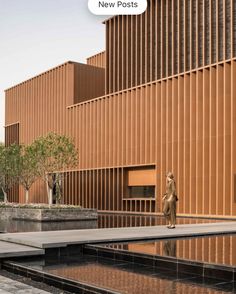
0, 207, 97, 222
0, 241, 44, 258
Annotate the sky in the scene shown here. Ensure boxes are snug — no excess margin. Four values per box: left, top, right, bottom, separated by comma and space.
0, 0, 107, 142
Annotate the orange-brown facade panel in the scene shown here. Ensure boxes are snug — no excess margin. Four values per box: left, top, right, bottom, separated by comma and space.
5, 61, 105, 204
105, 0, 236, 94
64, 61, 236, 217
87, 51, 106, 69
4, 123, 20, 202
4, 0, 236, 217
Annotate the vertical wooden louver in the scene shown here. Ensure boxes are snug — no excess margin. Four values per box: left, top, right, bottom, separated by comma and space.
5, 123, 19, 146
65, 60, 236, 216
4, 123, 20, 202
105, 0, 236, 93
87, 51, 106, 69
4, 1, 236, 217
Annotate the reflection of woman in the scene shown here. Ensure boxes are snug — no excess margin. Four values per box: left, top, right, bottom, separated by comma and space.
162, 172, 177, 229
163, 240, 177, 257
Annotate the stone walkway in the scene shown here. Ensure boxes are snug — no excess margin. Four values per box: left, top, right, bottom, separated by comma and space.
0, 221, 235, 249
0, 241, 44, 258
0, 275, 50, 293
0, 222, 234, 294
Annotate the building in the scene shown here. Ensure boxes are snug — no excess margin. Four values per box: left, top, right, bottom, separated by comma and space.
5, 0, 236, 217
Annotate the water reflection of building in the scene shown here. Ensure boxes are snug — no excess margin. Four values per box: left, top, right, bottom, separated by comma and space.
5, 0, 236, 218
47, 263, 220, 294
109, 234, 236, 267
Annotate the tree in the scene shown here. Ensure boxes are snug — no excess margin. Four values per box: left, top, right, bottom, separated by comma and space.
0, 144, 21, 202
54, 172, 63, 204
31, 133, 78, 205
18, 145, 40, 203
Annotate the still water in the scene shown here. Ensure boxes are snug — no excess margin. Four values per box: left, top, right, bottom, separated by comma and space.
103, 234, 236, 266
6, 214, 234, 293
13, 254, 234, 294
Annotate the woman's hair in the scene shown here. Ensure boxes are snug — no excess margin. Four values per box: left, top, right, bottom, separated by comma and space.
166, 172, 174, 179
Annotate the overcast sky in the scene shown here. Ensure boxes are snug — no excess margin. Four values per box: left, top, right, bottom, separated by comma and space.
0, 0, 107, 142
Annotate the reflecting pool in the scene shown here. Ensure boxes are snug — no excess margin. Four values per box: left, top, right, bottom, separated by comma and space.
11, 254, 234, 294
103, 234, 236, 266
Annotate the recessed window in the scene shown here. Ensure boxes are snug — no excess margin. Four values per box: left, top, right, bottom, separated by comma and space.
128, 168, 156, 186
128, 186, 155, 198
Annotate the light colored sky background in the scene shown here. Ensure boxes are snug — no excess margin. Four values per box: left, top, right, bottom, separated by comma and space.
0, 0, 107, 142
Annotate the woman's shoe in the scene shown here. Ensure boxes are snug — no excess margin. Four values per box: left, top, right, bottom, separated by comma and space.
167, 225, 171, 228
170, 225, 175, 229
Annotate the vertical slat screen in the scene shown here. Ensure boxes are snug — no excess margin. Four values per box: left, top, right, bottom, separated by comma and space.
5, 1, 236, 217
105, 0, 234, 93
87, 51, 106, 69
4, 123, 20, 202
67, 61, 236, 216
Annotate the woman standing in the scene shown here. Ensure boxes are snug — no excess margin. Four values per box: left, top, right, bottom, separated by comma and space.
162, 172, 178, 229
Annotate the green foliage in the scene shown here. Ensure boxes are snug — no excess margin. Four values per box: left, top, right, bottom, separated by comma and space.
18, 145, 41, 203
18, 145, 40, 191
30, 132, 78, 204
31, 132, 78, 178
0, 133, 78, 204
0, 143, 21, 201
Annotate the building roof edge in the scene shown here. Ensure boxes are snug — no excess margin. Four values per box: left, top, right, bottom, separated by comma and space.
5, 61, 77, 92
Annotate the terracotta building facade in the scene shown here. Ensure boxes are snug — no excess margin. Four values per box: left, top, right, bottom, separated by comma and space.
5, 0, 236, 217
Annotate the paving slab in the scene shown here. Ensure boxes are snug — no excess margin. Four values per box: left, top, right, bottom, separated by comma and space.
0, 275, 50, 293
0, 221, 235, 249
0, 241, 44, 258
